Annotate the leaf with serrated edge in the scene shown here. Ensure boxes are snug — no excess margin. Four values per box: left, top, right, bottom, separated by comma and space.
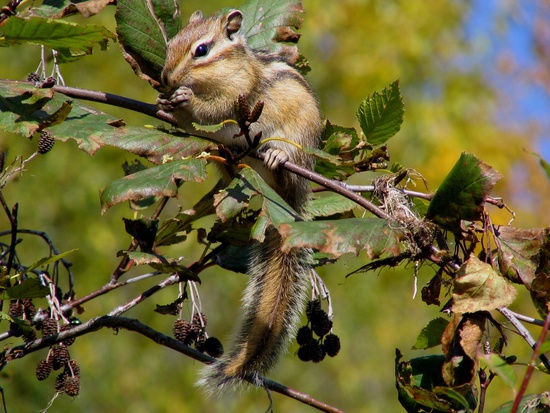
426, 152, 502, 232
355, 80, 404, 145
116, 0, 168, 85
0, 82, 55, 137
100, 158, 208, 213
0, 17, 115, 53
238, 0, 303, 55
279, 218, 405, 258
305, 193, 357, 218
452, 256, 517, 313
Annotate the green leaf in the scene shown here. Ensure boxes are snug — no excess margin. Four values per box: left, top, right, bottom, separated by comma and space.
115, 0, 174, 85
0, 81, 55, 137
314, 122, 365, 180
412, 317, 450, 350
2, 278, 49, 300
0, 81, 212, 162
0, 17, 115, 58
151, 0, 182, 40
238, 0, 303, 54
305, 192, 357, 218
279, 218, 405, 259
355, 80, 404, 145
100, 158, 208, 212
13, 249, 77, 278
321, 122, 360, 156
452, 256, 517, 313
478, 353, 517, 393
214, 167, 300, 240
426, 152, 502, 232
0, 312, 14, 322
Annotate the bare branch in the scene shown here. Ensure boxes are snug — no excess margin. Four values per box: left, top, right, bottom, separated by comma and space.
2, 316, 343, 413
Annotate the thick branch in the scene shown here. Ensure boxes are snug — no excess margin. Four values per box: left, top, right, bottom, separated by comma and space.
3, 316, 343, 413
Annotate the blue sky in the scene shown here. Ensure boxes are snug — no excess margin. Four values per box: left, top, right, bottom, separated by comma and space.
467, 0, 550, 160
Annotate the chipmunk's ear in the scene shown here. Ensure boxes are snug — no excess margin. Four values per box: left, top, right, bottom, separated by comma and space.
225, 10, 243, 38
189, 10, 203, 23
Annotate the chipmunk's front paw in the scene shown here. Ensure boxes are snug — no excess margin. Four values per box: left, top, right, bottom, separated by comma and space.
263, 148, 289, 170
156, 93, 174, 112
157, 87, 193, 111
170, 87, 193, 106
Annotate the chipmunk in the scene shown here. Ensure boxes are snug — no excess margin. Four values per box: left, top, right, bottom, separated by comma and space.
158, 9, 323, 393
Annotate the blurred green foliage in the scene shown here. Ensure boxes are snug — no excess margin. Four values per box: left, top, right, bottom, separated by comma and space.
1, 1, 549, 412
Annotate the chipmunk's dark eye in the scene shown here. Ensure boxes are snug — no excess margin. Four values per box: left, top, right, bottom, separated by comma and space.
194, 43, 209, 58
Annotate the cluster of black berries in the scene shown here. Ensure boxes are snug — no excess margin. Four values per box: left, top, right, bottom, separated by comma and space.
173, 313, 224, 358
296, 300, 341, 363
35, 317, 81, 396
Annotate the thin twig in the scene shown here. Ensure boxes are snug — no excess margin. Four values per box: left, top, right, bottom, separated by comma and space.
0, 192, 17, 280
0, 228, 74, 288
498, 307, 550, 371
511, 310, 550, 413
108, 274, 180, 316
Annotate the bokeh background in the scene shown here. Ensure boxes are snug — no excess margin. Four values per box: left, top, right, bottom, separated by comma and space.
1, 0, 550, 412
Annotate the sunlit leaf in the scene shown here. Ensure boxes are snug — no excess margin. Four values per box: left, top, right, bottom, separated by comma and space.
0, 82, 212, 161
13, 249, 77, 278
0, 81, 55, 137
100, 158, 208, 212
426, 152, 502, 232
279, 218, 405, 259
115, 0, 174, 86
305, 192, 357, 218
356, 80, 404, 145
0, 17, 115, 57
238, 0, 303, 59
452, 256, 517, 313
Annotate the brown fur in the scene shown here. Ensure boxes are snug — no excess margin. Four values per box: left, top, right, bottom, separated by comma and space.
160, 9, 323, 393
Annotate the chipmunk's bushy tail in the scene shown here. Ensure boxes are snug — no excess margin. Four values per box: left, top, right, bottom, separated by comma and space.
197, 229, 310, 394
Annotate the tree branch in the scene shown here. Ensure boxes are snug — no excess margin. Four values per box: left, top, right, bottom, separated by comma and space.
2, 316, 343, 413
